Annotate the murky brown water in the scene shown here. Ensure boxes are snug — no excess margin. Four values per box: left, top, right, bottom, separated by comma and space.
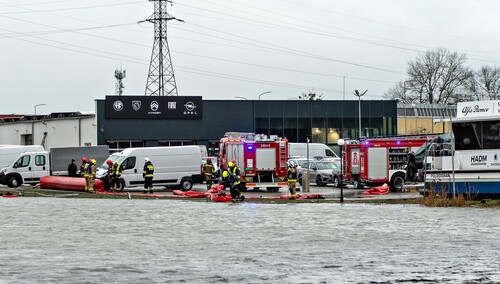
0, 198, 499, 283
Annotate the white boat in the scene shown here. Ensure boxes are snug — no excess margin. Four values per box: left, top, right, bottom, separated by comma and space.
421, 100, 500, 198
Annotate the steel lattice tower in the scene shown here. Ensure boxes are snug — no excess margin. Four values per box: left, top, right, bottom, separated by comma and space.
144, 0, 179, 96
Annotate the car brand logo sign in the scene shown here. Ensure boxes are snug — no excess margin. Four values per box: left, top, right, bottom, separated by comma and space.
132, 100, 141, 111
184, 101, 196, 111
113, 100, 124, 111
150, 101, 159, 111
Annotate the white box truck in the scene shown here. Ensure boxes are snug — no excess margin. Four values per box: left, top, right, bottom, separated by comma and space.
96, 146, 204, 191
288, 143, 339, 159
0, 146, 110, 188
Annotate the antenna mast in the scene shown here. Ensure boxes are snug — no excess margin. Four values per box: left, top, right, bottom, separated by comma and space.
144, 0, 180, 96
114, 68, 126, 96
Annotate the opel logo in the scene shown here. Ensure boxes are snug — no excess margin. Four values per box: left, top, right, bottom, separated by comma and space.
113, 100, 124, 111
150, 101, 159, 111
184, 101, 196, 111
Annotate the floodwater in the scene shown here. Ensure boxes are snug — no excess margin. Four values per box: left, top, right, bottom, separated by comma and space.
0, 198, 499, 284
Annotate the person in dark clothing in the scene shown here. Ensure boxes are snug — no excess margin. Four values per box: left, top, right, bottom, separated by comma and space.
406, 152, 417, 182
67, 159, 78, 177
143, 157, 154, 194
287, 162, 298, 199
228, 161, 245, 201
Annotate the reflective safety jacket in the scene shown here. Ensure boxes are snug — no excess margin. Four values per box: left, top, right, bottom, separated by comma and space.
228, 165, 241, 185
143, 161, 154, 178
111, 163, 122, 178
203, 163, 215, 176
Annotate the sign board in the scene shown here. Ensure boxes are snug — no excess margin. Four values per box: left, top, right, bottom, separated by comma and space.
456, 100, 499, 119
105, 96, 202, 119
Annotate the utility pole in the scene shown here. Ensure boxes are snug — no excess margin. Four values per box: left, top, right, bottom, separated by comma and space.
142, 0, 183, 96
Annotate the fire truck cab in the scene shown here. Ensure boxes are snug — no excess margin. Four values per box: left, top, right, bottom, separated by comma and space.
218, 132, 288, 192
342, 136, 431, 191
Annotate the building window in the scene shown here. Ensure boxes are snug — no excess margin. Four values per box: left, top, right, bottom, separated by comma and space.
21, 134, 33, 145
106, 140, 144, 152
284, 117, 297, 142
255, 117, 269, 135
158, 140, 195, 146
270, 117, 283, 137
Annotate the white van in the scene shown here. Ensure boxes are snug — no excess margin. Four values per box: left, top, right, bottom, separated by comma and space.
96, 146, 203, 191
0, 146, 110, 188
288, 143, 339, 159
0, 145, 45, 168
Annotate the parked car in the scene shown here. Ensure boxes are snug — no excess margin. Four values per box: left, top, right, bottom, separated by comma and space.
331, 162, 343, 188
287, 158, 312, 170
297, 161, 339, 186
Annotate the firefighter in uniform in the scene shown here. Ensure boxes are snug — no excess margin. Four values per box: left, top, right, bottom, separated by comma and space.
87, 158, 96, 193
220, 167, 231, 190
287, 162, 298, 200
105, 159, 113, 191
228, 160, 245, 201
143, 157, 154, 194
110, 161, 122, 192
202, 158, 215, 190
80, 157, 88, 177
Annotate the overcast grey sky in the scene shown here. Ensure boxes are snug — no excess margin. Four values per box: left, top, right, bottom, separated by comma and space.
1, 0, 500, 114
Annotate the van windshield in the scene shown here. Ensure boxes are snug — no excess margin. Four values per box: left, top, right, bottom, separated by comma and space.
99, 154, 126, 168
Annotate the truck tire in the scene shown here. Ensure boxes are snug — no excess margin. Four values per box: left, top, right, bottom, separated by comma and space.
390, 172, 405, 192
8, 176, 21, 188
180, 178, 193, 191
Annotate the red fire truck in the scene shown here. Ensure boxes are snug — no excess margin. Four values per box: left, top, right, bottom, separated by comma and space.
342, 136, 432, 192
218, 132, 288, 192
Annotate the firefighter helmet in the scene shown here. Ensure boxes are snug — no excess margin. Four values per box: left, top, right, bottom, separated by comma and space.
106, 159, 112, 165
145, 157, 150, 162
232, 159, 236, 164
90, 159, 96, 164
228, 161, 234, 168
82, 157, 87, 162
207, 158, 212, 163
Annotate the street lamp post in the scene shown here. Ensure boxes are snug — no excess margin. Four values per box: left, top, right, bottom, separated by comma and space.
34, 104, 47, 116
258, 91, 272, 100
337, 138, 345, 203
353, 90, 368, 138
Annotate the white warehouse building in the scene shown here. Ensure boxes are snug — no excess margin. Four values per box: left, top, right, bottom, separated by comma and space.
0, 112, 97, 149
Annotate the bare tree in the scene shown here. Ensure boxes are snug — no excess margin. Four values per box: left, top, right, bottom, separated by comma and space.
386, 49, 473, 104
464, 66, 500, 100
290, 89, 324, 100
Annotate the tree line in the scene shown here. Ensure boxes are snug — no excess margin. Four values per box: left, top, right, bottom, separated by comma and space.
385, 48, 500, 104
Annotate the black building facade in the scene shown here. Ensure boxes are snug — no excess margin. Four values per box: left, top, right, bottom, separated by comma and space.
96, 98, 397, 155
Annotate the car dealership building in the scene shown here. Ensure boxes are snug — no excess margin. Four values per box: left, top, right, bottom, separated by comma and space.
96, 96, 397, 155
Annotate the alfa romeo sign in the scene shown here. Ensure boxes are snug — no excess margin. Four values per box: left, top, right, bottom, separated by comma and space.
105, 96, 203, 119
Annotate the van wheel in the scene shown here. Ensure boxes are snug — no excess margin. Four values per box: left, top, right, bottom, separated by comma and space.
118, 179, 125, 192
8, 176, 21, 188
181, 178, 193, 191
